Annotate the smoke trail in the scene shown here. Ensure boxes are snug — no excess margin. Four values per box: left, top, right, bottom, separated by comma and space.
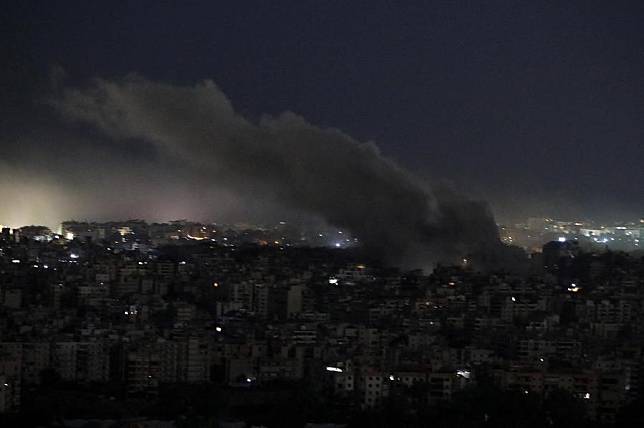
55, 75, 503, 268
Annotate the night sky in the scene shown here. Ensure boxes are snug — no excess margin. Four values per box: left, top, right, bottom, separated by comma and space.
2, 1, 644, 228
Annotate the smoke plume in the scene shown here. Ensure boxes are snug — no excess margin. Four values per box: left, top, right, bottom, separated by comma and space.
55, 75, 503, 268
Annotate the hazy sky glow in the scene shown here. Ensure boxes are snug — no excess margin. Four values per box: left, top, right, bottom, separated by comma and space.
2, 1, 643, 227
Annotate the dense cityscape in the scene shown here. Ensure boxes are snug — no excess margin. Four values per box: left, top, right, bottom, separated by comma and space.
499, 218, 644, 253
0, 219, 643, 427
4, 2, 644, 427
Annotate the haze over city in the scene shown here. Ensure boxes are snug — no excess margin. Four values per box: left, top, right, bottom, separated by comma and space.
1, 2, 644, 427
3, 1, 643, 230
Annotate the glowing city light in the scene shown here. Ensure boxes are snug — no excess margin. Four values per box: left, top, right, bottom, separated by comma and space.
456, 370, 471, 379
567, 283, 581, 293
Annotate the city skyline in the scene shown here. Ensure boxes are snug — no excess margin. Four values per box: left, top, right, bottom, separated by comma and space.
2, 2, 644, 426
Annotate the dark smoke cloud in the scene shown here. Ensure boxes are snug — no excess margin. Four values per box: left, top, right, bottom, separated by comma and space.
54, 75, 504, 268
